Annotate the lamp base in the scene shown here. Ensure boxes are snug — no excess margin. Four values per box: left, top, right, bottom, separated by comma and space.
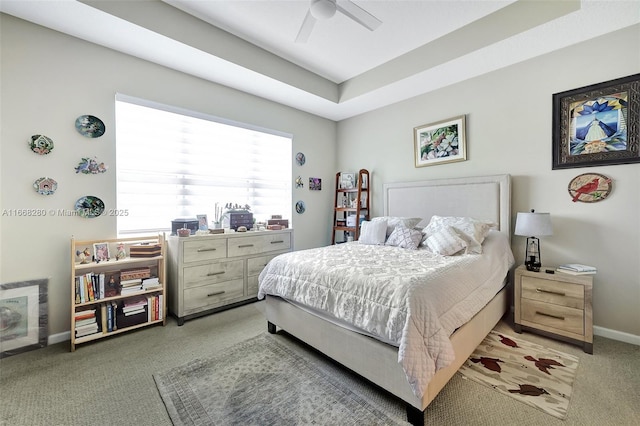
525, 262, 541, 272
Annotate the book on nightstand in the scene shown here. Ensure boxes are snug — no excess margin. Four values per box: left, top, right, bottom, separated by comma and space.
556, 264, 597, 275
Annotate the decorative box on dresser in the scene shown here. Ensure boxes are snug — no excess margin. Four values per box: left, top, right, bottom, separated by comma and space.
514, 264, 593, 353
167, 229, 293, 325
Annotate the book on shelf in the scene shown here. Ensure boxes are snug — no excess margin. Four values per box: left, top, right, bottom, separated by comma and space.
120, 267, 151, 281
557, 263, 597, 275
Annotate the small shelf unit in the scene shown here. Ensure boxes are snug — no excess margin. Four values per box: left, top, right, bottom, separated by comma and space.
70, 234, 166, 351
332, 169, 370, 244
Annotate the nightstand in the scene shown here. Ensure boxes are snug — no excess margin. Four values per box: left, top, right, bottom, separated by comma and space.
514, 265, 593, 353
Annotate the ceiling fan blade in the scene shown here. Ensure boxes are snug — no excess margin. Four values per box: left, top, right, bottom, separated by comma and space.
295, 10, 317, 43
336, 0, 382, 31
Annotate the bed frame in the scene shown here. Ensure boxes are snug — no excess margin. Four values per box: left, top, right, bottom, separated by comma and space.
265, 174, 511, 425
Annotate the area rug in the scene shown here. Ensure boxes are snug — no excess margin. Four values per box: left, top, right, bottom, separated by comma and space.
458, 330, 579, 420
154, 333, 408, 425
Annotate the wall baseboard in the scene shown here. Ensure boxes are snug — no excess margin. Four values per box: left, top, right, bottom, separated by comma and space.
48, 331, 70, 346
48, 325, 639, 348
594, 326, 640, 346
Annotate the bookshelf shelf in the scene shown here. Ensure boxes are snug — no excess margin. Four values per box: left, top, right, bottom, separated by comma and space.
70, 234, 166, 351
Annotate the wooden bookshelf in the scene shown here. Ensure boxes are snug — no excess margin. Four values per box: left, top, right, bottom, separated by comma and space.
70, 235, 166, 351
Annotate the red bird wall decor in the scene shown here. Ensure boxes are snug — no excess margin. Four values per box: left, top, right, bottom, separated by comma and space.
568, 173, 612, 203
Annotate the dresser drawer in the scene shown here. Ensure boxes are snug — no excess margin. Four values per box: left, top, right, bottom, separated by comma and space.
521, 276, 584, 309
228, 233, 291, 257
183, 260, 243, 289
247, 254, 280, 276
521, 298, 584, 335
183, 238, 227, 263
183, 279, 244, 312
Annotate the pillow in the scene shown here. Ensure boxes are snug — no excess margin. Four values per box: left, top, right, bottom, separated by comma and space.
424, 216, 497, 254
358, 220, 387, 245
371, 216, 422, 238
385, 224, 423, 250
425, 226, 467, 256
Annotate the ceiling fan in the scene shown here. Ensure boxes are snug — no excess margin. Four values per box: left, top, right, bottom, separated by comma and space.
295, 0, 382, 43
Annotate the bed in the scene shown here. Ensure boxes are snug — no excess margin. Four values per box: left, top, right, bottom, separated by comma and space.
258, 174, 513, 425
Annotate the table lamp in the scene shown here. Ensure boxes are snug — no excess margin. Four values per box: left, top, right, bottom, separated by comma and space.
514, 209, 553, 272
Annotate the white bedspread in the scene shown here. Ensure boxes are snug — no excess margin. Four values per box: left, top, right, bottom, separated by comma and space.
258, 230, 514, 398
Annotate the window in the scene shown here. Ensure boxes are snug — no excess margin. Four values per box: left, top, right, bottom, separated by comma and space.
115, 94, 292, 235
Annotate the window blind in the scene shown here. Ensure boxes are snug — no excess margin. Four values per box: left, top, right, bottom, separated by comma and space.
115, 95, 292, 235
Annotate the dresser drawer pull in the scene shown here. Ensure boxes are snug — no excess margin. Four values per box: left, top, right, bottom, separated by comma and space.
536, 311, 565, 320
207, 290, 226, 297
536, 288, 565, 296
197, 248, 217, 252
270, 240, 284, 244
238, 244, 254, 248
207, 271, 225, 276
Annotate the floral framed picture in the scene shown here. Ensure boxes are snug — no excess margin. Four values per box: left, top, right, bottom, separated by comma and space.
552, 73, 640, 169
93, 242, 110, 262
414, 115, 466, 167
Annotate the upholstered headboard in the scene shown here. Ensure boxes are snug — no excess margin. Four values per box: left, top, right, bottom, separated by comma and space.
383, 174, 511, 237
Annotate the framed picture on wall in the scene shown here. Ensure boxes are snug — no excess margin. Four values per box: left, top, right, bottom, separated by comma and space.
552, 73, 640, 169
414, 115, 467, 167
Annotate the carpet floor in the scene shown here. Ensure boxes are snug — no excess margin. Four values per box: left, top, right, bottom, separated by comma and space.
154, 332, 409, 425
458, 330, 579, 419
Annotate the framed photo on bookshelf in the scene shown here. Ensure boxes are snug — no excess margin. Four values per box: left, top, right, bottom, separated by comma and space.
340, 172, 356, 189
93, 242, 110, 262
0, 279, 48, 358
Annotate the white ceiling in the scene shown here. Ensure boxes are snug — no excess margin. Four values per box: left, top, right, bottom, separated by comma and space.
2, 1, 639, 120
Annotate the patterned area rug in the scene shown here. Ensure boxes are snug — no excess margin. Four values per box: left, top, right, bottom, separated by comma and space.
458, 331, 579, 419
154, 333, 408, 425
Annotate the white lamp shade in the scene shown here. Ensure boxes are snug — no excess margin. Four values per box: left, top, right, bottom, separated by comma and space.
514, 211, 553, 237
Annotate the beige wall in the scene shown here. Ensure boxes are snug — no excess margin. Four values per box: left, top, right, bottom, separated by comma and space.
337, 24, 640, 342
0, 14, 337, 338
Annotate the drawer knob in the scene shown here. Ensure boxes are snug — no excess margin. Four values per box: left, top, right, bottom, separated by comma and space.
207, 290, 226, 297
271, 240, 284, 244
238, 244, 254, 248
536, 288, 565, 296
536, 311, 565, 321
207, 271, 225, 276
197, 248, 217, 252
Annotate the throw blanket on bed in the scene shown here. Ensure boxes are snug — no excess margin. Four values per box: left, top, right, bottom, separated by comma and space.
258, 231, 514, 398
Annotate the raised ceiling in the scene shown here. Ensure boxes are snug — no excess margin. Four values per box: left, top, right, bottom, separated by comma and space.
2, 1, 639, 120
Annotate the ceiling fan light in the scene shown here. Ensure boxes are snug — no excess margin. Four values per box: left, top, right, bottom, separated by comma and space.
310, 0, 337, 20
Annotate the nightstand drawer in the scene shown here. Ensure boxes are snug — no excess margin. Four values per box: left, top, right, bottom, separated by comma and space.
521, 276, 584, 309
521, 299, 584, 335
183, 260, 243, 289
183, 279, 244, 311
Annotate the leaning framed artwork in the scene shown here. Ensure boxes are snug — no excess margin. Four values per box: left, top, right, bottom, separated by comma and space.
0, 279, 48, 358
414, 115, 466, 167
552, 73, 640, 169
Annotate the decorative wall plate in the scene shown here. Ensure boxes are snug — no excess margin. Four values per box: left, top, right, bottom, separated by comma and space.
75, 195, 105, 218
295, 152, 306, 166
568, 173, 612, 203
75, 115, 106, 138
295, 200, 306, 214
75, 157, 108, 174
33, 177, 58, 195
30, 135, 54, 155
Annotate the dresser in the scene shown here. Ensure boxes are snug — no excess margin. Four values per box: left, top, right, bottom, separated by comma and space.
167, 229, 293, 325
514, 265, 593, 353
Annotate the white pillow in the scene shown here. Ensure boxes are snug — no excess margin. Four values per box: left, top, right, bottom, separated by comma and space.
371, 216, 422, 238
425, 226, 467, 256
385, 224, 423, 250
424, 216, 497, 254
359, 220, 387, 245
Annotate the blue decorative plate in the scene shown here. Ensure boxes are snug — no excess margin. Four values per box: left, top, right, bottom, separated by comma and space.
295, 200, 305, 214
75, 195, 105, 218
75, 115, 106, 138
295, 152, 306, 166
